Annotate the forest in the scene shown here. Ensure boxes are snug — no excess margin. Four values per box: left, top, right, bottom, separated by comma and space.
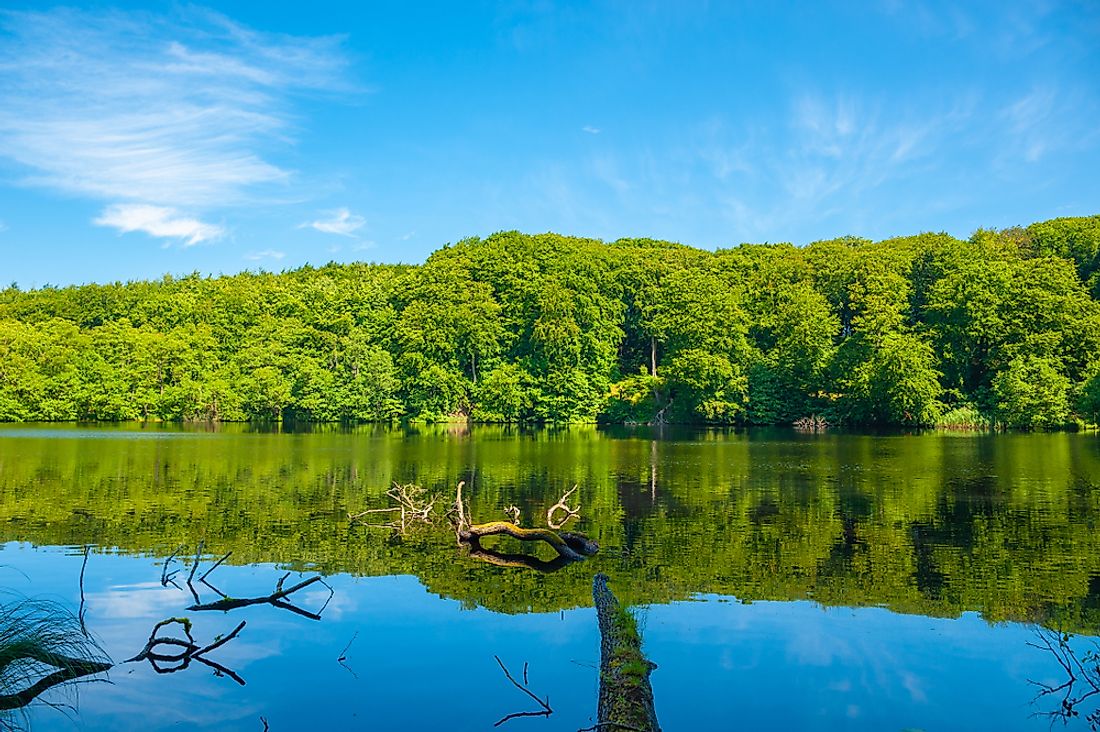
2, 214, 1100, 428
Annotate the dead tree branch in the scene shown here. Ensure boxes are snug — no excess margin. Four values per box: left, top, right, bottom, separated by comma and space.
124, 617, 247, 686
450, 481, 598, 564
349, 482, 438, 534
187, 574, 334, 621
547, 485, 580, 529
493, 655, 552, 727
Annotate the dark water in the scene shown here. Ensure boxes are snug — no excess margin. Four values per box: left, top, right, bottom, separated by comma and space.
1, 424, 1099, 731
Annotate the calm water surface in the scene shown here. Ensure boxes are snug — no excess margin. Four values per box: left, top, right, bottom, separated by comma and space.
1, 424, 1099, 731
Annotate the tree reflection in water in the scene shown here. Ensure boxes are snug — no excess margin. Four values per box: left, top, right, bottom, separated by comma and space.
1029, 626, 1100, 729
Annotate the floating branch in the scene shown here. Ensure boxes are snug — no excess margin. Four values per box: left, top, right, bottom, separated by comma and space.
461, 522, 598, 562
125, 617, 247, 686
592, 574, 660, 732
188, 573, 334, 621
452, 481, 599, 564
493, 655, 552, 727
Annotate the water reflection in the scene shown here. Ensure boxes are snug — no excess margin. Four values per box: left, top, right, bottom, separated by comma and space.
1028, 627, 1100, 728
1, 424, 1098, 625
1, 425, 1100, 729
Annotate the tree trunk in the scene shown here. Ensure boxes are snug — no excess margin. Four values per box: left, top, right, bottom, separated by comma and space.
593, 573, 661, 732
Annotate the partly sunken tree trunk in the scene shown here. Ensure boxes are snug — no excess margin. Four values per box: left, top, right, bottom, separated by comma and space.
593, 573, 660, 732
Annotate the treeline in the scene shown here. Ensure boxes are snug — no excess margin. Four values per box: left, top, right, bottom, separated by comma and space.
2, 215, 1100, 427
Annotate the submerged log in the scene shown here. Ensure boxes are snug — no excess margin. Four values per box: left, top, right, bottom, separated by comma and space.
459, 521, 599, 561
592, 573, 660, 732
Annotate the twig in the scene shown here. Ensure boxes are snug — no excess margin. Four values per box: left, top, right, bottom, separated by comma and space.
338, 631, 359, 678
504, 505, 521, 526
337, 632, 358, 662
160, 543, 185, 586
78, 546, 90, 637
493, 655, 552, 727
187, 541, 205, 585
199, 552, 232, 583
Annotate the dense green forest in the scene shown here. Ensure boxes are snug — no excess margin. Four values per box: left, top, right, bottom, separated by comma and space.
3, 215, 1100, 427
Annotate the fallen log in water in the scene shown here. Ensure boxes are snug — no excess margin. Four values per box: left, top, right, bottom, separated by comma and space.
459, 521, 599, 561
452, 480, 599, 562
592, 573, 660, 732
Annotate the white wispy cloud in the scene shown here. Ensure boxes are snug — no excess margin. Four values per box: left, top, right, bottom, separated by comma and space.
582, 125, 601, 135
303, 207, 366, 237
0, 220, 7, 233
94, 204, 224, 246
244, 249, 285, 261
0, 7, 349, 244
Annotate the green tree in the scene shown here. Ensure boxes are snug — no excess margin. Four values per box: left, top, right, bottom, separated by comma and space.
991, 355, 1071, 430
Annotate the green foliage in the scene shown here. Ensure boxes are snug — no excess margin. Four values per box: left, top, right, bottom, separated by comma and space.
1078, 370, 1100, 426
0, 219, 1098, 427
991, 355, 1072, 430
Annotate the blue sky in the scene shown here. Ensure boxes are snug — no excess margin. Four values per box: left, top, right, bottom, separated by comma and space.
0, 1, 1098, 287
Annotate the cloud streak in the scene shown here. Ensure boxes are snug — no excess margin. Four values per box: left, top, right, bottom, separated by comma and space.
94, 204, 224, 246
303, 207, 366, 237
244, 249, 286, 261
0, 7, 349, 243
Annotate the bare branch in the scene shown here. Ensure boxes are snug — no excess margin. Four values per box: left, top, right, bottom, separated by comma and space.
493, 655, 552, 727
547, 485, 580, 529
199, 552, 232, 583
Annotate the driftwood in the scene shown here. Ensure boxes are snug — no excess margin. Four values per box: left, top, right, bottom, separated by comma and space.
452, 481, 599, 563
0, 643, 111, 712
460, 522, 598, 562
0, 657, 112, 712
188, 573, 333, 621
125, 617, 247, 686
592, 574, 660, 732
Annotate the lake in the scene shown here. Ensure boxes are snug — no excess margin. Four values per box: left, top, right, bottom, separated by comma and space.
1, 424, 1099, 731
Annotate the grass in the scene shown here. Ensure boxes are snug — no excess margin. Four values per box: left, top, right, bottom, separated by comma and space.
0, 596, 112, 726
935, 404, 994, 431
